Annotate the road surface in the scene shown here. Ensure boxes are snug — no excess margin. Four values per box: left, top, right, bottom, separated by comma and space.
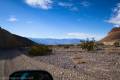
1, 49, 119, 80
0, 49, 91, 80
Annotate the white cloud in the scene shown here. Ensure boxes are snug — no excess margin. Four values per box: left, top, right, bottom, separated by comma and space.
80, 1, 90, 7
66, 32, 103, 40
58, 2, 73, 7
67, 32, 95, 39
8, 16, 17, 22
70, 7, 79, 11
25, 0, 53, 10
25, 0, 91, 11
58, 2, 79, 11
108, 3, 120, 27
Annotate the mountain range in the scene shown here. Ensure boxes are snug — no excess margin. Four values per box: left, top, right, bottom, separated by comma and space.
0, 27, 82, 46
1, 26, 120, 46
30, 38, 82, 45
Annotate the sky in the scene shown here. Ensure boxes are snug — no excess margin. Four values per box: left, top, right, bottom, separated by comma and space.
0, 0, 120, 40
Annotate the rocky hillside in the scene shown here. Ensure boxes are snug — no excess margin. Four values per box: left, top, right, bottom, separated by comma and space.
0, 27, 36, 48
100, 27, 120, 42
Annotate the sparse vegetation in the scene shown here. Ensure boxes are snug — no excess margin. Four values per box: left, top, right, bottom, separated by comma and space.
80, 38, 97, 51
28, 45, 52, 56
114, 41, 120, 47
64, 45, 70, 49
56, 44, 74, 49
63, 44, 74, 49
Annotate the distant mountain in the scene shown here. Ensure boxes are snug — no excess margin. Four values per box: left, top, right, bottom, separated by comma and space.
0, 27, 36, 48
30, 38, 82, 45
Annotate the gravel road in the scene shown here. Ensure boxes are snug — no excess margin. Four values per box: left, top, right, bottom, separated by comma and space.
0, 48, 120, 80
0, 49, 92, 80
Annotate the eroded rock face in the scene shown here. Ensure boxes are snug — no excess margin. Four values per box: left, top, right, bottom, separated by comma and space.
109, 27, 120, 34
100, 27, 120, 43
0, 27, 36, 49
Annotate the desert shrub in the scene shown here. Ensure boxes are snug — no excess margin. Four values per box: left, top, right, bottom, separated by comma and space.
56, 44, 70, 48
80, 38, 97, 51
114, 41, 120, 47
61, 44, 75, 49
96, 42, 104, 46
63, 46, 69, 49
29, 45, 52, 56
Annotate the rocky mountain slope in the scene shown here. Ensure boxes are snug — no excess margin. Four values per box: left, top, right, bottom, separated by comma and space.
100, 27, 120, 42
0, 27, 36, 48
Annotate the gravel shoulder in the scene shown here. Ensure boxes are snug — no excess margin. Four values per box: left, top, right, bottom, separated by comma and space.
33, 48, 120, 80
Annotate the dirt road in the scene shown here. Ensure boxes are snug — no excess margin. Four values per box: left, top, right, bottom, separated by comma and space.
1, 49, 119, 80
0, 49, 91, 80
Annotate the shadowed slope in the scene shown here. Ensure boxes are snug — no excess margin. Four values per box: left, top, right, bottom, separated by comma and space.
0, 27, 36, 49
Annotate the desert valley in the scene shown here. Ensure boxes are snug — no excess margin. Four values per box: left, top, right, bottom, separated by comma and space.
1, 0, 120, 80
0, 27, 120, 80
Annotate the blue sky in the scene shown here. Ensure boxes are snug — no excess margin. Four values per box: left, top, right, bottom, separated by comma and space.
0, 0, 120, 40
